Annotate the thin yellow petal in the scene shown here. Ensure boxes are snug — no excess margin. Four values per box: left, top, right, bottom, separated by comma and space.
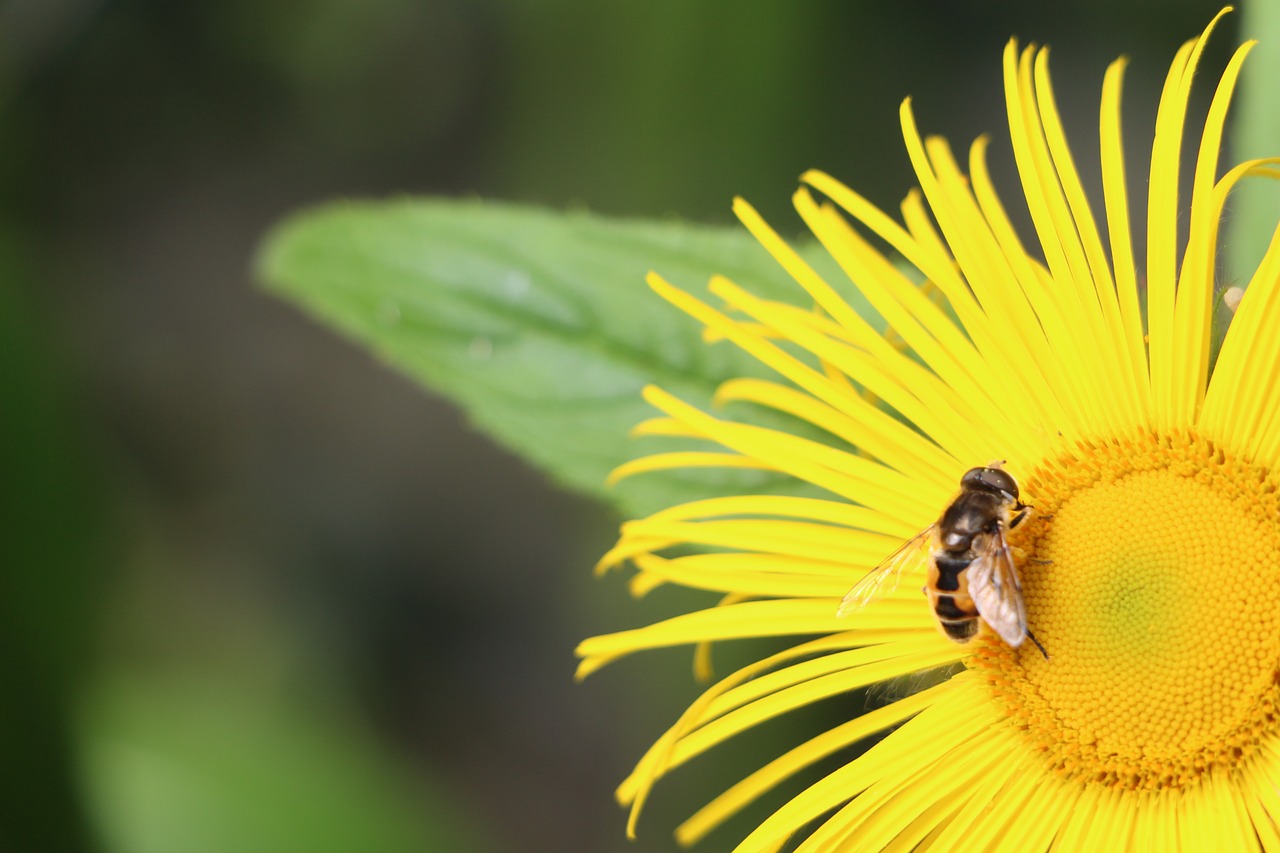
576, 600, 924, 678
631, 553, 852, 599
801, 166, 988, 342
734, 676, 995, 851
691, 590, 752, 681
1033, 47, 1144, 433
644, 273, 892, 455
1197, 158, 1280, 443
647, 647, 961, 809
1243, 753, 1280, 851
879, 797, 961, 853
1148, 10, 1229, 426
620, 634, 949, 837
788, 187, 1030, 447
1098, 55, 1152, 420
1051, 782, 1104, 850
618, 518, 899, 566
840, 732, 1016, 853
714, 377, 957, 481
1079, 788, 1138, 851
693, 639, 954, 732
634, 550, 876, 581
640, 384, 943, 519
731, 195, 902, 358
708, 274, 996, 467
792, 689, 1006, 852
1004, 42, 1120, 438
616, 630, 900, 837
963, 136, 1079, 426
628, 416, 696, 438
913, 131, 1072, 443
607, 450, 768, 486
642, 493, 916, 537
675, 682, 952, 846
1202, 217, 1280, 465
897, 104, 1070, 444
1145, 37, 1197, 427
998, 777, 1081, 853
1172, 39, 1256, 424
953, 749, 1054, 850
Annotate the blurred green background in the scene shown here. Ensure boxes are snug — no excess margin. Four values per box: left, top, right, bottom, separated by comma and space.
0, 1, 1262, 850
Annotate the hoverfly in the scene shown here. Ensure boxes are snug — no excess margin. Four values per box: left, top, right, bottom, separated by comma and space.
838, 462, 1047, 657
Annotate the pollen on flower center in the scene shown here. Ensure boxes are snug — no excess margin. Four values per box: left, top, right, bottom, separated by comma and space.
975, 431, 1280, 791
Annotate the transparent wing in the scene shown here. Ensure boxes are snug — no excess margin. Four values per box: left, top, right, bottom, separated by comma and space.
966, 528, 1027, 648
837, 526, 935, 618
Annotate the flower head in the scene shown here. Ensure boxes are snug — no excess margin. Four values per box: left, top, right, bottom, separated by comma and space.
579, 8, 1280, 849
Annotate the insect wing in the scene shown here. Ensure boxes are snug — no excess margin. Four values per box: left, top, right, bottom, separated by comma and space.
966, 529, 1027, 647
837, 526, 935, 618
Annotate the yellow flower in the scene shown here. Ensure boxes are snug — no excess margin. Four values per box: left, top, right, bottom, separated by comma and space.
578, 8, 1280, 851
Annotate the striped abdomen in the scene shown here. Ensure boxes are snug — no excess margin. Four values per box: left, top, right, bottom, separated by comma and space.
928, 554, 980, 643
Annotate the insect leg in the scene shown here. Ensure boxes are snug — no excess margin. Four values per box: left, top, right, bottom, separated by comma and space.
1025, 629, 1049, 660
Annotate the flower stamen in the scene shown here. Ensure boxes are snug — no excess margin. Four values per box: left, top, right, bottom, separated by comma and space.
977, 430, 1280, 791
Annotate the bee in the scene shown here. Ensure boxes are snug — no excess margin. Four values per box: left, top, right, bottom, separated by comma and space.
838, 462, 1048, 657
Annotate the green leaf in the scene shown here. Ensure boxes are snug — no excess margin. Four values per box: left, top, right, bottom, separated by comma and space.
258, 199, 882, 518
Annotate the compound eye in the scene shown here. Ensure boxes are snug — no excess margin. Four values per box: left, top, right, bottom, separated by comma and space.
981, 468, 1019, 498
961, 466, 1019, 498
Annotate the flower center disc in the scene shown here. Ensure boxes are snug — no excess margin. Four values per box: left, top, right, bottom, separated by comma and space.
976, 432, 1280, 790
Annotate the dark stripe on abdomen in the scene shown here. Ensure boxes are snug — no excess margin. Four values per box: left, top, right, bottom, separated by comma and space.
933, 595, 969, 620
941, 620, 979, 642
934, 555, 969, 592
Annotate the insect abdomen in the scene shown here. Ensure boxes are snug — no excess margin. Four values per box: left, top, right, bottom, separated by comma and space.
933, 555, 970, 592
939, 618, 979, 642
933, 594, 980, 643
